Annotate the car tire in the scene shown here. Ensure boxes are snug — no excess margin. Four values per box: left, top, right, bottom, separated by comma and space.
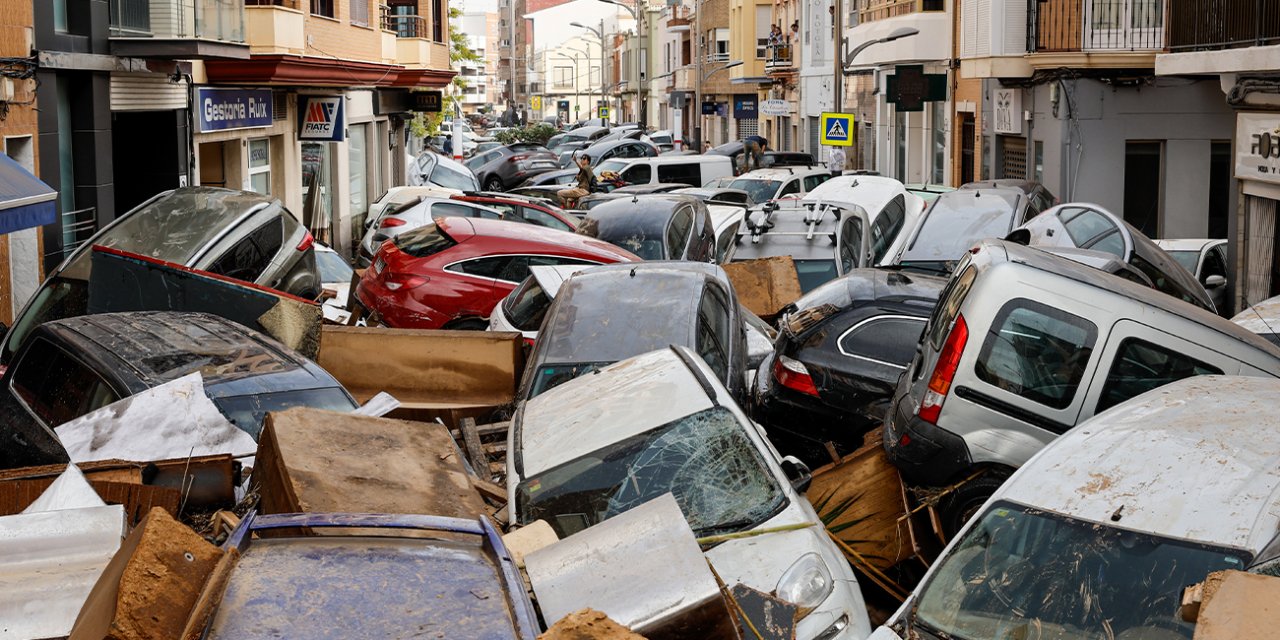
445, 317, 489, 331
937, 472, 1009, 539
484, 176, 504, 192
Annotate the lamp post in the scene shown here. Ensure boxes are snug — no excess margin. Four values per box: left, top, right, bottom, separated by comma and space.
599, 0, 646, 127
555, 53, 584, 118
834, 26, 920, 112
571, 21, 608, 121
565, 44, 595, 113
695, 60, 742, 151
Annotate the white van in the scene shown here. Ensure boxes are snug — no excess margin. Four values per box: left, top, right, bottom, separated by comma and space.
872, 375, 1280, 640
593, 154, 734, 189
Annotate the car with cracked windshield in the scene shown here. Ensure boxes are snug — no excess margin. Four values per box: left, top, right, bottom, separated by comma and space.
507, 346, 873, 640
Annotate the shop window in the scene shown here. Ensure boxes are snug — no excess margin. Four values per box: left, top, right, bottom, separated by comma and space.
248, 138, 271, 196
311, 0, 334, 18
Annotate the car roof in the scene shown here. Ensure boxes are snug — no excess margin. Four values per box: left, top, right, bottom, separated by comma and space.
735, 167, 828, 180
1232, 295, 1280, 333
976, 239, 1280, 354
535, 262, 724, 366
582, 194, 698, 231
616, 154, 732, 166
41, 311, 329, 394
584, 138, 653, 154
95, 187, 277, 264
1153, 238, 1223, 252
435, 216, 639, 261
791, 267, 946, 313
803, 175, 909, 212
733, 202, 862, 260
959, 179, 1044, 194
995, 375, 1280, 553
519, 347, 721, 476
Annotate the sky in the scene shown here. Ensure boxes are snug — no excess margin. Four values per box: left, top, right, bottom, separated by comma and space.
458, 0, 498, 13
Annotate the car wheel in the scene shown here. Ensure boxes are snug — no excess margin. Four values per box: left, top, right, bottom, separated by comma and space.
444, 317, 489, 331
484, 176, 505, 192
937, 472, 1009, 538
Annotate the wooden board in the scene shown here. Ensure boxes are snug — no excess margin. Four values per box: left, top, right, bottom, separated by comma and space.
252, 407, 487, 520
805, 430, 913, 571
1191, 570, 1280, 639
722, 256, 804, 320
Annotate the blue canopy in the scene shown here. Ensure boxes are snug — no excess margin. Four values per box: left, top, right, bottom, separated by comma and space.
0, 152, 55, 235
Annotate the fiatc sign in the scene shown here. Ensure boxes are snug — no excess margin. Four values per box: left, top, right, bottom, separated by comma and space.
298, 95, 346, 142
196, 88, 272, 133
1237, 113, 1280, 186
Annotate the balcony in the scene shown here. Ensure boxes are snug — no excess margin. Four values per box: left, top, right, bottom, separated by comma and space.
109, 0, 250, 58
1027, 0, 1165, 69
764, 43, 796, 73
383, 11, 450, 70
857, 0, 944, 24
1168, 0, 1280, 52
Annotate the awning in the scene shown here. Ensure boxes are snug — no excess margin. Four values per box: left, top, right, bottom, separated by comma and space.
0, 152, 56, 235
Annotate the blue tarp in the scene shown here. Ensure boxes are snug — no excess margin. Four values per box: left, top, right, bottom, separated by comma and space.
0, 152, 56, 235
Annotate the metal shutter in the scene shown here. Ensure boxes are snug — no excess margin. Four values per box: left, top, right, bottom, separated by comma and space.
1000, 135, 1027, 180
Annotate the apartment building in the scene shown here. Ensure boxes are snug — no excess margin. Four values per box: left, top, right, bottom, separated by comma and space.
457, 11, 501, 111
1155, 3, 1280, 311
201, 0, 455, 258
727, 0, 771, 143
535, 36, 605, 121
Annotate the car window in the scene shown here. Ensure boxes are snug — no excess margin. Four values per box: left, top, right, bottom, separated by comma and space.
213, 387, 356, 439
432, 202, 501, 219
729, 179, 782, 203
975, 299, 1098, 410
696, 286, 732, 380
803, 174, 830, 191
446, 256, 511, 279
778, 180, 801, 197
11, 337, 120, 427
430, 164, 479, 191
522, 207, 573, 232
839, 316, 926, 368
926, 259, 976, 351
314, 250, 354, 283
393, 222, 457, 257
1202, 246, 1227, 279
1097, 339, 1222, 413
621, 163, 652, 184
794, 259, 839, 293
485, 202, 518, 219
1089, 230, 1124, 257
497, 255, 596, 284
207, 218, 284, 282
715, 220, 740, 263
870, 195, 906, 263
504, 277, 552, 332
1062, 207, 1119, 248
656, 163, 702, 186
839, 216, 863, 272
666, 208, 694, 258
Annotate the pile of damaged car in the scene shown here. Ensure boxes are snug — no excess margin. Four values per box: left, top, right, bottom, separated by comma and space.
4, 158, 1278, 640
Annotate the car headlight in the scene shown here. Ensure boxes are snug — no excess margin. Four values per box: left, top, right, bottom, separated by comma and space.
775, 552, 834, 616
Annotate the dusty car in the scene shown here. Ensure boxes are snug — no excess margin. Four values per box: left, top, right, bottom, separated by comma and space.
407, 151, 480, 192
453, 192, 578, 233
755, 268, 945, 466
1155, 237, 1230, 314
517, 262, 749, 402
803, 175, 928, 265
728, 167, 833, 203
357, 217, 637, 330
357, 197, 503, 267
488, 264, 590, 340
883, 239, 1280, 533
507, 346, 873, 640
731, 200, 874, 293
891, 186, 1034, 276
1, 187, 322, 367
515, 169, 578, 188
872, 375, 1280, 640
1008, 203, 1215, 312
0, 311, 358, 469
958, 179, 1057, 215
1232, 294, 1280, 346
576, 195, 716, 262
464, 143, 560, 191
708, 142, 816, 173
571, 138, 660, 167
671, 186, 755, 207
203, 512, 539, 639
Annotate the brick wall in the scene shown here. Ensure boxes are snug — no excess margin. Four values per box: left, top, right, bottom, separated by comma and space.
0, 0, 40, 323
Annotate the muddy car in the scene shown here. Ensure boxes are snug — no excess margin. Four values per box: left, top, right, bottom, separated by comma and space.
873, 375, 1280, 640
0, 311, 357, 469
507, 346, 873, 640
1, 187, 322, 366
576, 195, 716, 262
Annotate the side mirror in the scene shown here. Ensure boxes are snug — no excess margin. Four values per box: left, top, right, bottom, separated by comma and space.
780, 456, 812, 493
1204, 274, 1227, 289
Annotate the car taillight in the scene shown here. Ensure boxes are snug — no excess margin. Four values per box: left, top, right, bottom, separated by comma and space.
773, 355, 819, 397
508, 154, 529, 163
296, 230, 314, 252
523, 337, 536, 348
383, 272, 430, 291
919, 314, 969, 425
381, 218, 407, 229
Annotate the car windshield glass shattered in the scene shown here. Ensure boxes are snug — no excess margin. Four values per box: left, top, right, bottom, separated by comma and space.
902, 195, 1019, 263
516, 406, 786, 539
912, 502, 1248, 640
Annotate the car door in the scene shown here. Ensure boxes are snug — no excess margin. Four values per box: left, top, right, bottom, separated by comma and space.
777, 179, 802, 199
494, 255, 599, 301
825, 313, 927, 422
203, 217, 286, 285
442, 255, 510, 315
1200, 243, 1230, 314
665, 207, 694, 259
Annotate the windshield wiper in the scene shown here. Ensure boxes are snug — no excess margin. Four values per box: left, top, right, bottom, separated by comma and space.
911, 613, 968, 640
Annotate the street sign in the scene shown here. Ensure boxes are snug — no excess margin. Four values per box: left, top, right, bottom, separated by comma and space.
597, 106, 609, 119
760, 99, 789, 116
820, 112, 854, 147
410, 91, 443, 113
733, 95, 758, 119
701, 102, 717, 115
531, 95, 542, 111
298, 95, 345, 142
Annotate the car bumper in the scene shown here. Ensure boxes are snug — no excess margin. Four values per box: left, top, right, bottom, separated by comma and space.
756, 361, 871, 464
354, 280, 451, 329
881, 390, 972, 487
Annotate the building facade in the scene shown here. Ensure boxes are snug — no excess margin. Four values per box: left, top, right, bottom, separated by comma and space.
0, 0, 45, 323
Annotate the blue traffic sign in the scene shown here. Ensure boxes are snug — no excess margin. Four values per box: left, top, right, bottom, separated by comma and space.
820, 112, 855, 147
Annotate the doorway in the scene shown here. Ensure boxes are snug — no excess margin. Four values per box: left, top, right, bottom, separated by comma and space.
1123, 141, 1162, 238
960, 113, 975, 185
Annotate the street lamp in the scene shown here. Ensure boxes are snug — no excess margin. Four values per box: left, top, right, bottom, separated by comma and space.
598, 0, 648, 127
555, 53, 584, 117
693, 60, 742, 151
834, 27, 920, 112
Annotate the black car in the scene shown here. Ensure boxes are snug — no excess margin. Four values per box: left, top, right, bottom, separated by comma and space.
708, 142, 817, 173
754, 268, 945, 466
0, 311, 358, 469
576, 194, 715, 261
517, 262, 748, 403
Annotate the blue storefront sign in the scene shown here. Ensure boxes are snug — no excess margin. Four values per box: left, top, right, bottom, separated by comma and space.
197, 88, 273, 133
298, 95, 346, 142
733, 94, 758, 119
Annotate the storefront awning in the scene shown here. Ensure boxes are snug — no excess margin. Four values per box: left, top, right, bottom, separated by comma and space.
0, 153, 56, 235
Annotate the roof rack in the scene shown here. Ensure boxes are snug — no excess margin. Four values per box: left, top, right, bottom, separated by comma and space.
744, 200, 843, 244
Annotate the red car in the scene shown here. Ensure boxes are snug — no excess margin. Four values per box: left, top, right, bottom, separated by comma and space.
452, 193, 579, 233
357, 216, 638, 329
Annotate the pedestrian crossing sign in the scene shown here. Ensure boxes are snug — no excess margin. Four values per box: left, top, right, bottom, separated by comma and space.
820, 112, 855, 147
597, 106, 609, 119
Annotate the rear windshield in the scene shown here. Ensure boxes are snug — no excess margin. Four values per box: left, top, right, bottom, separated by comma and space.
729, 179, 781, 204
214, 388, 357, 439
504, 277, 551, 332
903, 197, 1019, 264
795, 259, 839, 293
393, 222, 458, 258
528, 362, 608, 399
431, 164, 479, 191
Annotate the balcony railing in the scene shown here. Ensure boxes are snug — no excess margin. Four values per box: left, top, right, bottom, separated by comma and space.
1168, 0, 1280, 51
1029, 0, 1165, 52
765, 43, 796, 70
856, 0, 944, 23
110, 0, 246, 41
383, 12, 427, 38
245, 0, 300, 6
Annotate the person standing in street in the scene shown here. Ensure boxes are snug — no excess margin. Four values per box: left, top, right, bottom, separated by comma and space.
743, 135, 767, 171
827, 146, 846, 178
557, 154, 594, 207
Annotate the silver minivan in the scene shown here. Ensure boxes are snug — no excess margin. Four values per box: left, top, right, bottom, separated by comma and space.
883, 239, 1280, 532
